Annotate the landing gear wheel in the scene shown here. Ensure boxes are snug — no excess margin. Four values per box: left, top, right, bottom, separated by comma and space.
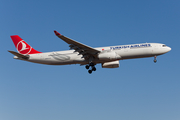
88, 70, 92, 74
86, 62, 96, 74
154, 59, 157, 63
85, 65, 89, 69
92, 67, 96, 71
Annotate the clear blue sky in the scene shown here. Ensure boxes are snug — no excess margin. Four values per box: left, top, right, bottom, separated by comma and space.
1, 0, 180, 120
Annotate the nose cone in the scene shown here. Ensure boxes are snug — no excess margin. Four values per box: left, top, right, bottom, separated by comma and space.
163, 46, 171, 54
153, 45, 171, 55
167, 46, 171, 52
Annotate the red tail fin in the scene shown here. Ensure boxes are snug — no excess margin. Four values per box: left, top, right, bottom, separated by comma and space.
10, 35, 42, 54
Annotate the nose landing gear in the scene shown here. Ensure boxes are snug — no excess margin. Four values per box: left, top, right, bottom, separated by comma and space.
154, 56, 157, 63
85, 63, 96, 74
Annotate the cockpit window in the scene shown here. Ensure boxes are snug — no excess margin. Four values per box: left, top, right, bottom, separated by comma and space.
162, 45, 166, 47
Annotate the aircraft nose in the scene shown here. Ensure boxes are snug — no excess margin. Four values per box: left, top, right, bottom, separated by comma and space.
167, 46, 171, 52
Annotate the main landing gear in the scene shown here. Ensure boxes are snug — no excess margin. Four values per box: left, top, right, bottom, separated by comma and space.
154, 56, 157, 63
85, 63, 96, 74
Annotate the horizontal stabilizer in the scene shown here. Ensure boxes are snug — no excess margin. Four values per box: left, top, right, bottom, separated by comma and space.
8, 50, 29, 59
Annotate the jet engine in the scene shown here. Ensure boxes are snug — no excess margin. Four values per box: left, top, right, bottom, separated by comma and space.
102, 60, 120, 68
98, 51, 121, 60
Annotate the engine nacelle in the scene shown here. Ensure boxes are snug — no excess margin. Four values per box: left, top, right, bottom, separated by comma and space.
102, 60, 120, 68
98, 51, 121, 60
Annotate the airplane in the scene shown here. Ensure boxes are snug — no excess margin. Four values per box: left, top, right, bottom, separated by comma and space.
8, 30, 171, 74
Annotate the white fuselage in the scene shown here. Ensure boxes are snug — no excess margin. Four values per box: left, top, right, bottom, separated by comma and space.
15, 43, 171, 65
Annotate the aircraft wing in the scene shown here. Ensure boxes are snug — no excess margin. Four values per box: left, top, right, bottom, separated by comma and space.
54, 30, 100, 58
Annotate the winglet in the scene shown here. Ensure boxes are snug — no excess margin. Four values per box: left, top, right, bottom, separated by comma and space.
54, 30, 61, 36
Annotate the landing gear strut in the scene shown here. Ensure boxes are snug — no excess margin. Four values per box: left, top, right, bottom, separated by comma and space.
154, 56, 157, 63
85, 63, 96, 74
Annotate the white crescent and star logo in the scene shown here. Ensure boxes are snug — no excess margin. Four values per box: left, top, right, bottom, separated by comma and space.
17, 40, 32, 54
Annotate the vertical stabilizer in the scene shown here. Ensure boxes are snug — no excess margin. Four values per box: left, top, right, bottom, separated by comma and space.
10, 35, 42, 54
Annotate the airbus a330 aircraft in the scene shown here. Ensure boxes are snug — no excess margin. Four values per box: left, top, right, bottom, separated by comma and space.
9, 30, 171, 74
